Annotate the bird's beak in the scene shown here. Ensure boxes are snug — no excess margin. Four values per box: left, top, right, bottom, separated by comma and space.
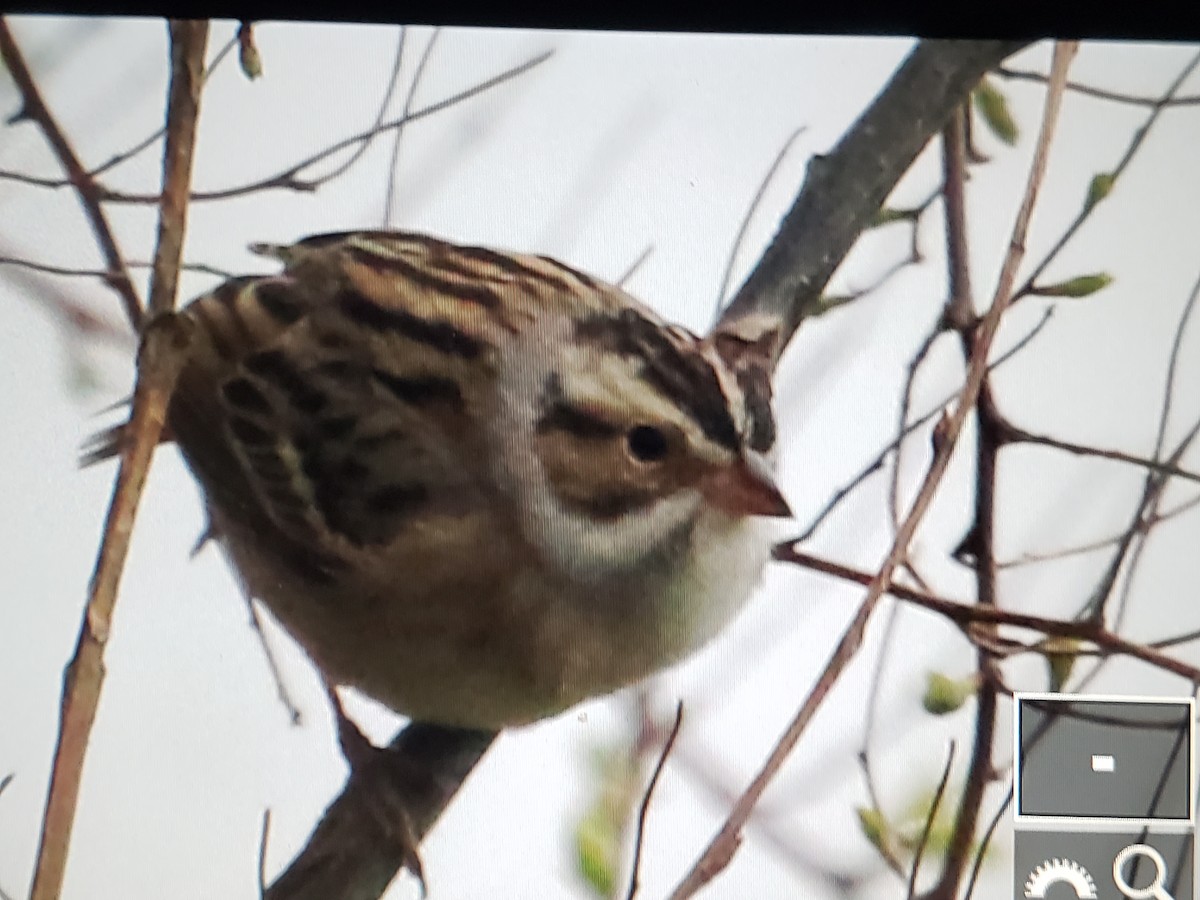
703, 450, 792, 518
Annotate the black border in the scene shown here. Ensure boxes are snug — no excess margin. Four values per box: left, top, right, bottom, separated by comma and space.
2, 1, 1199, 42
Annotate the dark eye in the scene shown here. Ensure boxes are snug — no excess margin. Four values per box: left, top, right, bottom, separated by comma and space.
626, 425, 669, 463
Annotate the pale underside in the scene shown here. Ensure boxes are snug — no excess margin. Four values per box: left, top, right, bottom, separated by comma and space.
168, 232, 776, 728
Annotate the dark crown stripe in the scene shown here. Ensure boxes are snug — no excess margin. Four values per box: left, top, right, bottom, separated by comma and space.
575, 310, 740, 451
338, 290, 483, 359
433, 243, 566, 285
737, 367, 776, 452
345, 245, 502, 309
538, 256, 598, 291
441, 244, 586, 295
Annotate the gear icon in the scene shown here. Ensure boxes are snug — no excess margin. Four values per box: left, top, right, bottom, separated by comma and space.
1024, 858, 1098, 898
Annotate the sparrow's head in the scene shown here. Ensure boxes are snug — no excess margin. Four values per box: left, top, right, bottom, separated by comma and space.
509, 303, 790, 582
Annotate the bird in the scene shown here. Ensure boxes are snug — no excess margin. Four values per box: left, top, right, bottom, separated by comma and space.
93, 230, 791, 730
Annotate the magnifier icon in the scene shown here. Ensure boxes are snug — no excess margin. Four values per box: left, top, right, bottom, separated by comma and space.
1113, 844, 1176, 900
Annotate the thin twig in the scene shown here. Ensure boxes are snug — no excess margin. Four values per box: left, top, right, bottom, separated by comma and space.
89, 33, 238, 179
384, 28, 441, 225
0, 255, 122, 280
1004, 425, 1200, 485
793, 304, 1054, 545
0, 253, 233, 283
27, 22, 209, 900
1150, 625, 1200, 651
856, 603, 908, 880
997, 491, 1200, 569
906, 741, 957, 899
720, 40, 1027, 356
245, 597, 303, 725
624, 702, 684, 900
774, 546, 1200, 683
1089, 268, 1200, 637
995, 65, 1200, 108
885, 183, 957, 539
1013, 50, 1200, 302
320, 26, 408, 189
714, 126, 806, 319
818, 253, 920, 314
1080, 413, 1200, 626
98, 49, 554, 205
258, 809, 272, 899
0, 18, 143, 329
1153, 266, 1200, 475
1070, 270, 1200, 650
617, 245, 655, 289
962, 787, 1012, 899
0, 247, 131, 346
889, 325, 942, 535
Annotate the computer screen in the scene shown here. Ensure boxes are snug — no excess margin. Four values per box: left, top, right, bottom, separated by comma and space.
1, 19, 1197, 900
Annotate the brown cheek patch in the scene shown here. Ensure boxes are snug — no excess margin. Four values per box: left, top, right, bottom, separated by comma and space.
535, 431, 701, 520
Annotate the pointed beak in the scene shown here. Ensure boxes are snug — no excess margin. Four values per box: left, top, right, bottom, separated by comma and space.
703, 450, 792, 518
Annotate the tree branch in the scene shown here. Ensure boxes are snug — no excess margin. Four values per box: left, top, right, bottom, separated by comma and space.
264, 724, 496, 900
0, 18, 143, 329
718, 39, 1027, 355
27, 21, 209, 900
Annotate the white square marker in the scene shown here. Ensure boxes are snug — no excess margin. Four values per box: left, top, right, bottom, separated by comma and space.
1091, 754, 1116, 773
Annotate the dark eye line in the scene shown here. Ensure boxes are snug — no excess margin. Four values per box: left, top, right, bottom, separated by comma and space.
536, 402, 621, 440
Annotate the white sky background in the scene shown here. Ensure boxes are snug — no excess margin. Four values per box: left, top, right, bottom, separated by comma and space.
2, 20, 1200, 899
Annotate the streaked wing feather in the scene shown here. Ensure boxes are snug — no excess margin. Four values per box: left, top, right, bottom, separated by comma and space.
172, 236, 497, 554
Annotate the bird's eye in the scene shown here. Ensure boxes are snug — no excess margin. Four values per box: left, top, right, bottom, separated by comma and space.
626, 425, 669, 463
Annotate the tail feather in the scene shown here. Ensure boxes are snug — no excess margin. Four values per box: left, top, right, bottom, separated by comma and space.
80, 422, 128, 467
80, 419, 174, 467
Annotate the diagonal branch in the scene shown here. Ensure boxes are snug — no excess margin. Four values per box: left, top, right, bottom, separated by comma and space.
717, 39, 1027, 354
93, 48, 554, 205
1002, 423, 1200, 485
0, 18, 143, 330
264, 724, 496, 900
27, 21, 209, 900
775, 548, 1200, 685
